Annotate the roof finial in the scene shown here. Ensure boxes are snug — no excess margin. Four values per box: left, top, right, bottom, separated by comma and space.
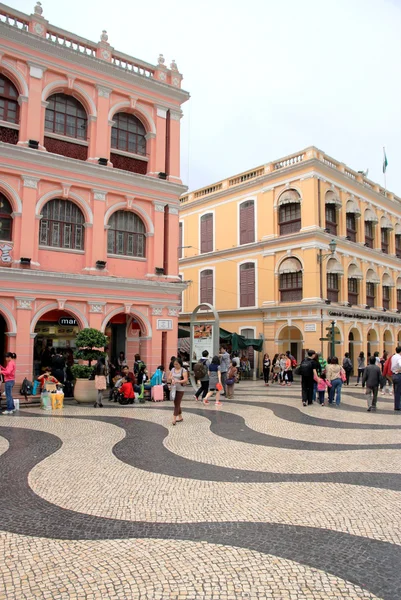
100, 30, 108, 43
170, 59, 178, 71
158, 53, 165, 66
34, 1, 43, 16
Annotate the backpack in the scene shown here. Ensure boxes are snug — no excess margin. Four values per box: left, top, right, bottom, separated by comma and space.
291, 358, 297, 368
193, 360, 208, 380
295, 358, 314, 378
383, 355, 394, 380
343, 357, 353, 371
134, 360, 145, 375
20, 378, 33, 396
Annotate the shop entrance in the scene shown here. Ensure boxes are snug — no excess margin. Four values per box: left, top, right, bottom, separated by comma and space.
348, 328, 361, 373
105, 314, 142, 372
0, 314, 7, 366
383, 330, 393, 355
367, 328, 379, 358
33, 310, 80, 377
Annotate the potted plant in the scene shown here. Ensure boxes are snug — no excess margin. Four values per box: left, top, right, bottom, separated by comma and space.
71, 328, 109, 403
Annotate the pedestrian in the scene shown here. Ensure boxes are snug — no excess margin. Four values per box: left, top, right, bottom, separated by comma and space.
204, 355, 223, 406
326, 357, 345, 406
342, 352, 353, 386
118, 375, 135, 402
362, 356, 381, 412
194, 350, 210, 402
279, 353, 287, 385
219, 346, 231, 395
117, 351, 127, 371
226, 359, 238, 399
94, 357, 107, 407
168, 357, 188, 425
356, 351, 366, 387
263, 353, 270, 386
390, 346, 401, 411
51, 348, 65, 383
0, 352, 16, 414
271, 353, 280, 384
314, 371, 331, 406
168, 356, 176, 372
380, 351, 389, 396
133, 353, 146, 376
284, 352, 293, 386
297, 350, 318, 406
374, 351, 380, 367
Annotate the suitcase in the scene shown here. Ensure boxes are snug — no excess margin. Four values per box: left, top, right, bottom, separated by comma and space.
151, 384, 164, 402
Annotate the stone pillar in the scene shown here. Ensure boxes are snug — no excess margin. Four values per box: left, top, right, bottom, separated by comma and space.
167, 110, 182, 184
26, 63, 47, 147
93, 86, 112, 161
19, 177, 39, 264
91, 190, 107, 268
154, 106, 167, 174
152, 202, 166, 272
15, 299, 35, 380
167, 206, 179, 276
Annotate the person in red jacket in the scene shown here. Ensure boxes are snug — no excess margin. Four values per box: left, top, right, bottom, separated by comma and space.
0, 352, 17, 414
119, 376, 135, 401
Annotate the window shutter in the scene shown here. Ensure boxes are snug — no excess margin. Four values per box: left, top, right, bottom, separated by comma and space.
240, 201, 255, 245
240, 263, 255, 307
200, 270, 213, 305
201, 214, 213, 253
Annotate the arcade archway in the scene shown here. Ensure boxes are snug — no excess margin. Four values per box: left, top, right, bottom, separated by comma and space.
0, 313, 7, 366
348, 327, 361, 370
33, 309, 81, 377
383, 330, 393, 355
277, 326, 303, 363
104, 313, 146, 371
367, 328, 379, 358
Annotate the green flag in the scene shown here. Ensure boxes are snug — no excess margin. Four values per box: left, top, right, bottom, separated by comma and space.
383, 148, 388, 173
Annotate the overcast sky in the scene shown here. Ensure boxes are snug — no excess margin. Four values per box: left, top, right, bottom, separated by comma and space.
11, 0, 401, 195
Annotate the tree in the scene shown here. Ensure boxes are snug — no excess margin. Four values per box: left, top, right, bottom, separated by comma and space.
71, 328, 109, 379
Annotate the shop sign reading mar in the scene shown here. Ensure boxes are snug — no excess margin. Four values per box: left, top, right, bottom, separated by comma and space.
58, 317, 78, 327
329, 310, 401, 325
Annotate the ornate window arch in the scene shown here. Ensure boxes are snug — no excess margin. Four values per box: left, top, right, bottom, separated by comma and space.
278, 257, 303, 302
111, 112, 146, 155
0, 74, 19, 124
45, 93, 88, 140
107, 210, 146, 258
39, 199, 85, 250
0, 193, 13, 242
278, 190, 301, 236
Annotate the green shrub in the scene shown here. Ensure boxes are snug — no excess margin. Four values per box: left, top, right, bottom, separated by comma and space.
71, 364, 93, 380
72, 328, 109, 380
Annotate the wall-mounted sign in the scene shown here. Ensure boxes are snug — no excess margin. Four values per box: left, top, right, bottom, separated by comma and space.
157, 319, 173, 330
0, 243, 12, 265
192, 323, 213, 361
329, 310, 401, 325
304, 323, 317, 332
58, 317, 78, 326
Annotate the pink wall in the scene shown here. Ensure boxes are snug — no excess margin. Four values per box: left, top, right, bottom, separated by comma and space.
0, 4, 188, 381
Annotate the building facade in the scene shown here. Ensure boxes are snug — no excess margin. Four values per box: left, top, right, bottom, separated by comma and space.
179, 147, 401, 367
0, 2, 188, 381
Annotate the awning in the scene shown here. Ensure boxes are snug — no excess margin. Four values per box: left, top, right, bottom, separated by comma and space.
278, 189, 301, 205
178, 324, 263, 352
348, 264, 363, 280
381, 216, 393, 230
366, 269, 380, 284
397, 278, 401, 290
383, 273, 395, 288
364, 208, 378, 223
346, 199, 361, 216
325, 190, 341, 206
278, 257, 302, 274
395, 223, 401, 235
326, 257, 344, 275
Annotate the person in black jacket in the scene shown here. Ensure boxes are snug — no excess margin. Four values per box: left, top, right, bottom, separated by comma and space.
362, 356, 381, 412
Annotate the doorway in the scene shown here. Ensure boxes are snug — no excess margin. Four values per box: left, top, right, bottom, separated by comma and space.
0, 314, 7, 366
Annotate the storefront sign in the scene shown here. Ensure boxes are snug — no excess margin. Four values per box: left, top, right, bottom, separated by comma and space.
192, 323, 213, 361
58, 317, 78, 326
0, 243, 12, 265
157, 319, 173, 330
329, 310, 401, 325
304, 323, 317, 332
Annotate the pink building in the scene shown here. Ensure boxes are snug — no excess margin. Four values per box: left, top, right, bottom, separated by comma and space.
0, 2, 188, 381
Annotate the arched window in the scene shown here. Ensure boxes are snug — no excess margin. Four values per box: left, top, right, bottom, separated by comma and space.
0, 74, 19, 124
364, 209, 377, 249
0, 193, 13, 241
111, 113, 146, 156
200, 269, 213, 305
347, 264, 363, 305
346, 199, 360, 242
278, 257, 302, 302
107, 211, 146, 258
366, 269, 379, 308
382, 274, 394, 311
200, 213, 213, 253
39, 199, 85, 250
381, 216, 393, 255
239, 200, 255, 245
278, 190, 301, 236
395, 224, 401, 258
0, 74, 19, 145
45, 94, 87, 139
239, 263, 255, 307
325, 191, 340, 236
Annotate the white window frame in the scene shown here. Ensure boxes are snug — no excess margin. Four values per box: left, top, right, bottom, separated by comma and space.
237, 197, 257, 246
237, 259, 258, 309
198, 210, 215, 254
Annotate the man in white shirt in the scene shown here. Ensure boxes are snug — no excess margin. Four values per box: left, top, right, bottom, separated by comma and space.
390, 346, 401, 411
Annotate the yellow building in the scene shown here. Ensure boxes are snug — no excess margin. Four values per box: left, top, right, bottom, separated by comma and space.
179, 147, 401, 366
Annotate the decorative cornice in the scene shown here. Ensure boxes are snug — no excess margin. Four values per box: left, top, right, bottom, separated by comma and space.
96, 84, 112, 98
168, 206, 179, 215
22, 176, 39, 189
92, 189, 107, 201
153, 202, 166, 212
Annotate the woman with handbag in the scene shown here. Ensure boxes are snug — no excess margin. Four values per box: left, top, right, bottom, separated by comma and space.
262, 353, 270, 386
94, 357, 107, 408
226, 360, 238, 399
326, 357, 345, 406
167, 358, 188, 425
204, 355, 223, 407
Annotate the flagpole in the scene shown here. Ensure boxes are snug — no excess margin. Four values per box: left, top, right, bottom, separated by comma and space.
383, 146, 387, 194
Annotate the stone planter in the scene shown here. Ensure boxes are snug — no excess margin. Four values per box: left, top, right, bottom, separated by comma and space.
73, 378, 97, 403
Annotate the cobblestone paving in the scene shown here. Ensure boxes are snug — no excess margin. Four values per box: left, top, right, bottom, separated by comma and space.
0, 381, 400, 599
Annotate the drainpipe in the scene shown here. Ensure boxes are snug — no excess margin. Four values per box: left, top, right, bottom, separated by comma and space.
318, 178, 324, 355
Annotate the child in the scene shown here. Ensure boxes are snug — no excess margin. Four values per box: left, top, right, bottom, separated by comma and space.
315, 372, 331, 406
37, 368, 59, 391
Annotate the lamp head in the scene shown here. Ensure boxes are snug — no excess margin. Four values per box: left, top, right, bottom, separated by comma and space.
329, 239, 337, 255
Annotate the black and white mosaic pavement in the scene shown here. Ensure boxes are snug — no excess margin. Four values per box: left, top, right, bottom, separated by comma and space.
0, 381, 400, 599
